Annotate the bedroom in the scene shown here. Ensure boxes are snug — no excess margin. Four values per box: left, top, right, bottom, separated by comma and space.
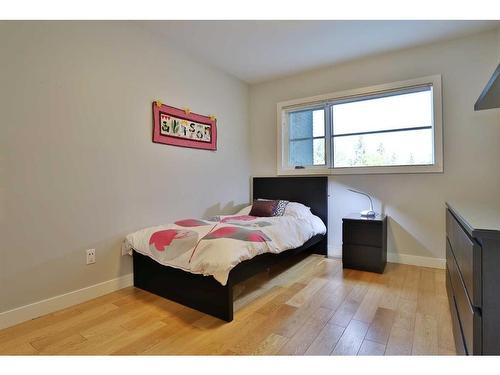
1, 0, 500, 372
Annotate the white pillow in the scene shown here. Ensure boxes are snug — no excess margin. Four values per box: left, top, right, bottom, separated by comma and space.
283, 202, 312, 218
235, 205, 252, 215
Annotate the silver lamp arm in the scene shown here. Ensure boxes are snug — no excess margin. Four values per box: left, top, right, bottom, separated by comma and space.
347, 188, 376, 217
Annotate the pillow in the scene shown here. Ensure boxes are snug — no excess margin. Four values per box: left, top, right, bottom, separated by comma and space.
273, 200, 289, 216
283, 202, 312, 218
235, 205, 252, 215
256, 198, 289, 216
249, 200, 277, 217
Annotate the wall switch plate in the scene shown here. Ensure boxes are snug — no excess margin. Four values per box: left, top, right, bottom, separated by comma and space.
86, 249, 96, 265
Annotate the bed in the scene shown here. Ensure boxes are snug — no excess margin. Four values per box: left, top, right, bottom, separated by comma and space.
129, 176, 328, 322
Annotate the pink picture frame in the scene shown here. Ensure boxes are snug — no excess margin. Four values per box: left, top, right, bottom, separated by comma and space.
152, 102, 217, 151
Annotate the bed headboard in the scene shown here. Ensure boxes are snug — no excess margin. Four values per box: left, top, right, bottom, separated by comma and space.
252, 176, 328, 230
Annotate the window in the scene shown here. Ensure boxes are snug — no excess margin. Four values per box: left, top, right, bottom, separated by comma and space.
288, 107, 326, 166
277, 75, 442, 175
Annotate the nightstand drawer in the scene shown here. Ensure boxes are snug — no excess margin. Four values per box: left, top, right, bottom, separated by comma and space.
343, 221, 383, 247
343, 244, 385, 273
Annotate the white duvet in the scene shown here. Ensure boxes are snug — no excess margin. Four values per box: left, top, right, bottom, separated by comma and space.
122, 211, 326, 285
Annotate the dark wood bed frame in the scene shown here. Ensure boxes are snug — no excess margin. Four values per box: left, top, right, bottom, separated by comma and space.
133, 176, 328, 322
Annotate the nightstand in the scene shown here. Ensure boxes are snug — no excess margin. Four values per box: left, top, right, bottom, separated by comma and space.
342, 213, 387, 273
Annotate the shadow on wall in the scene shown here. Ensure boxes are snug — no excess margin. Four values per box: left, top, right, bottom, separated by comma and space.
329, 180, 383, 254
202, 201, 248, 218
328, 178, 438, 259
386, 217, 435, 259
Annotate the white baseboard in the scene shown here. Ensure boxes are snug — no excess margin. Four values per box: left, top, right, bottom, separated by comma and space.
328, 245, 342, 258
328, 245, 445, 269
386, 253, 445, 269
0, 273, 133, 330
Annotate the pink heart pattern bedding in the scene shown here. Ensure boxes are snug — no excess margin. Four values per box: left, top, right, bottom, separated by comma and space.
122, 211, 326, 285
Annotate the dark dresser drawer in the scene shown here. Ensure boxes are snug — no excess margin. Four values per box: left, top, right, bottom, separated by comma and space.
446, 209, 482, 307
446, 239, 482, 354
446, 267, 467, 355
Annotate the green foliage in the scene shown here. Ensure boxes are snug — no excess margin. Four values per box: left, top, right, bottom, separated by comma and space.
337, 137, 421, 167
172, 119, 180, 134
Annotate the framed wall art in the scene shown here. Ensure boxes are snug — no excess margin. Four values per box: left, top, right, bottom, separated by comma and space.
152, 101, 217, 151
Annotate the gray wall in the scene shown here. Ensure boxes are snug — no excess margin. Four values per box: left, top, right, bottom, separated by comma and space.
249, 29, 500, 261
0, 22, 251, 313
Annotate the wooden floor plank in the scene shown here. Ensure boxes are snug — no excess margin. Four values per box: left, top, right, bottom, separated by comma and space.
194, 313, 269, 355
329, 297, 362, 328
331, 319, 370, 355
358, 339, 386, 355
272, 295, 321, 338
385, 326, 413, 355
352, 284, 384, 323
412, 312, 439, 355
278, 312, 329, 355
285, 277, 328, 308
304, 323, 345, 355
112, 324, 185, 355
0, 303, 120, 353
417, 268, 438, 318
256, 282, 306, 315
435, 295, 456, 354
252, 333, 289, 355
365, 307, 395, 344
378, 263, 405, 310
57, 320, 167, 355
29, 297, 153, 352
230, 309, 289, 354
400, 265, 420, 301
392, 295, 417, 332
318, 281, 353, 312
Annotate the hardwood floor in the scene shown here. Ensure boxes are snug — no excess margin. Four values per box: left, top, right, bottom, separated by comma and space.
0, 255, 456, 355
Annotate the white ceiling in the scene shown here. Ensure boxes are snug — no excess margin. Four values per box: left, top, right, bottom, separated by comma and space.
140, 20, 500, 84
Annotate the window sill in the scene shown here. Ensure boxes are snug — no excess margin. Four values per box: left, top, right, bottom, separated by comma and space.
278, 163, 443, 176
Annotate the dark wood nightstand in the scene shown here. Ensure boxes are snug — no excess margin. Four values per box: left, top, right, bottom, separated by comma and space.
342, 213, 387, 273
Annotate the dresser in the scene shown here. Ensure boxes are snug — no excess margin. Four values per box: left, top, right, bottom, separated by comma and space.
445, 202, 500, 355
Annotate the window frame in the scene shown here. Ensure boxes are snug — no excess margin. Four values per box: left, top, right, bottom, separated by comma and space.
276, 75, 443, 176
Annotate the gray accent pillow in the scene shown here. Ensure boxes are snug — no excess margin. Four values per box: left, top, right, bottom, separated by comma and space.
273, 200, 289, 216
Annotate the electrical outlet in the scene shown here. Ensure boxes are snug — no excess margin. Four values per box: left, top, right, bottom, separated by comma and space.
86, 249, 96, 265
